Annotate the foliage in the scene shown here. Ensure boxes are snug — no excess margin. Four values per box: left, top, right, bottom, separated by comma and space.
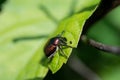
2, 0, 120, 80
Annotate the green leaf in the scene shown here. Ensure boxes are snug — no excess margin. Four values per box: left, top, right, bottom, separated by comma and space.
48, 1, 100, 73
0, 0, 100, 80
48, 12, 91, 73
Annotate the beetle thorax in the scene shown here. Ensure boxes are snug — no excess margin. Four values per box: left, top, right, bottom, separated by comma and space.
54, 38, 60, 46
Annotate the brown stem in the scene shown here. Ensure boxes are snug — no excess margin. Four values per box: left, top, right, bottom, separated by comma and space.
83, 0, 120, 34
81, 35, 120, 55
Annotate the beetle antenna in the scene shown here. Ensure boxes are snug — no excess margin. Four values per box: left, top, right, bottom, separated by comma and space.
58, 30, 65, 37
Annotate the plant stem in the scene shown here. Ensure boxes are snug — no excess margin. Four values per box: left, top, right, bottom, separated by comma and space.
81, 35, 120, 55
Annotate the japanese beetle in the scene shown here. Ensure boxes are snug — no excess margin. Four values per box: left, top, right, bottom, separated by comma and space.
44, 31, 73, 58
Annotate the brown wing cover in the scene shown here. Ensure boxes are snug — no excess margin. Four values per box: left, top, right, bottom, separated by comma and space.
44, 44, 57, 57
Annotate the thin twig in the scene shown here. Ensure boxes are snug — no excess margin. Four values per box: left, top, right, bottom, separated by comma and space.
68, 55, 101, 80
81, 35, 120, 55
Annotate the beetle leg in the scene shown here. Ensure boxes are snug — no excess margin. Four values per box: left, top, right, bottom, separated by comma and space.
57, 31, 65, 37
59, 37, 67, 43
59, 37, 74, 48
61, 44, 73, 48
58, 46, 68, 58
59, 41, 74, 48
48, 53, 54, 59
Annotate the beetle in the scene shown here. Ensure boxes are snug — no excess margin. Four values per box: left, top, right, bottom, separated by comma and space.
44, 31, 73, 58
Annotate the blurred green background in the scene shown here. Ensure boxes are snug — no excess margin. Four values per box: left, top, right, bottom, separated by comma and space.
0, 0, 120, 80
45, 6, 120, 80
